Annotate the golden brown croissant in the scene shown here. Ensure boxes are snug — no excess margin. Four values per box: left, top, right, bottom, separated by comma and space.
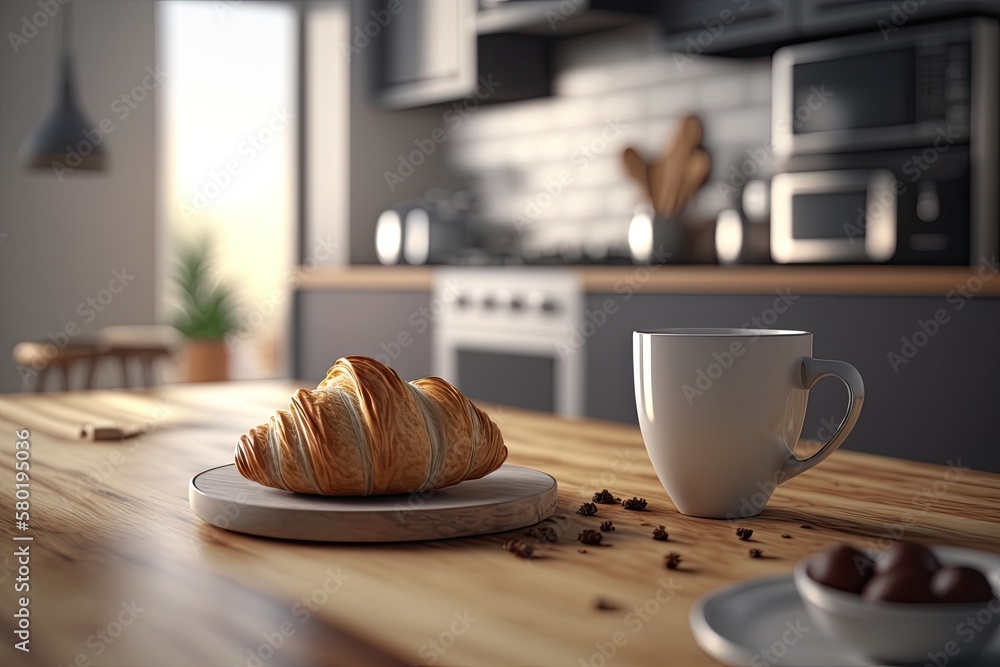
234, 356, 507, 495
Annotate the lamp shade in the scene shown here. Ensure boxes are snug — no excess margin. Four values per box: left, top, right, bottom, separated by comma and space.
19, 0, 106, 173
20, 55, 106, 171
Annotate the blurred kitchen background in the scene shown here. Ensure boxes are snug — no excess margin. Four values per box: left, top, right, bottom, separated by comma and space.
2, 0, 999, 470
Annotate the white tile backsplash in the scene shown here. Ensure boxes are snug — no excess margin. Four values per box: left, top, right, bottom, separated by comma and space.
554, 24, 659, 71
647, 83, 700, 116
554, 98, 606, 130
746, 68, 774, 106
699, 75, 748, 109
448, 23, 772, 253
572, 156, 626, 188
702, 107, 773, 145
598, 90, 648, 124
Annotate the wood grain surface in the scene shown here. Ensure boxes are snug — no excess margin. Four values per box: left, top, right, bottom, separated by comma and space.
190, 463, 558, 542
1, 382, 999, 667
295, 265, 1000, 297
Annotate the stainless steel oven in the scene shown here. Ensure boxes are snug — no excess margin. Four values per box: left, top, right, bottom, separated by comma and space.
772, 19, 992, 157
771, 19, 999, 264
772, 169, 898, 263
433, 268, 583, 417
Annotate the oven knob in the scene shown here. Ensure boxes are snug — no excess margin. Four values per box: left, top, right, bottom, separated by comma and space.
540, 299, 561, 314
510, 295, 525, 312
917, 185, 940, 223
455, 293, 471, 309
482, 295, 498, 310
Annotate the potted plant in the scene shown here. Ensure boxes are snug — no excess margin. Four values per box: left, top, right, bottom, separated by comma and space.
171, 240, 237, 383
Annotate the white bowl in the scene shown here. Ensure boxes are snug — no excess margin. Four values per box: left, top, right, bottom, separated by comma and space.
794, 546, 1000, 664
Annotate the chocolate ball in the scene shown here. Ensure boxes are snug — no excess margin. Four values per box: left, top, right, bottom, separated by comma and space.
808, 544, 875, 594
863, 570, 936, 603
931, 567, 996, 604
875, 541, 940, 576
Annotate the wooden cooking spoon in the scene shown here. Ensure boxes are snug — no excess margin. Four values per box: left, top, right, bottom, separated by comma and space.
621, 147, 651, 201
672, 148, 712, 217
656, 115, 704, 217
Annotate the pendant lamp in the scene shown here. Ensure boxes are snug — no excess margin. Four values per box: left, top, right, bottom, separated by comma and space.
19, 0, 107, 172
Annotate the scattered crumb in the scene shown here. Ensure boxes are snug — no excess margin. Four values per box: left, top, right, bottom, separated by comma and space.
594, 598, 620, 611
502, 540, 535, 559
622, 497, 648, 511
524, 526, 558, 543
781, 534, 791, 539
592, 489, 621, 505
749, 548, 763, 559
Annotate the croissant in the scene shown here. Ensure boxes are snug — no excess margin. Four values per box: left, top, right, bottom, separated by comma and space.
234, 356, 507, 496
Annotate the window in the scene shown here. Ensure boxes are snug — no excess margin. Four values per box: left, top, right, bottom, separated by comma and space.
157, 0, 298, 378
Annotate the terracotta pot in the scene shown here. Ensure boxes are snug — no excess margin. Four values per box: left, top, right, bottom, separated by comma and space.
181, 339, 229, 383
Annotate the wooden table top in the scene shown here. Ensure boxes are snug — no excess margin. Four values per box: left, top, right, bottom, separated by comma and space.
2, 382, 998, 667
296, 264, 1000, 298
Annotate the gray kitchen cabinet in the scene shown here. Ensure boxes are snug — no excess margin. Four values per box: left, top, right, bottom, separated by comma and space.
584, 292, 1000, 472
294, 289, 433, 384
373, 0, 662, 109
373, 0, 553, 109
798, 0, 1000, 37
376, 0, 479, 109
659, 0, 1000, 56
660, 0, 797, 55
372, 0, 551, 111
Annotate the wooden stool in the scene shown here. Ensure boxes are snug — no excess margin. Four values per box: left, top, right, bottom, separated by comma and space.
13, 327, 180, 392
12, 340, 104, 392
97, 326, 180, 388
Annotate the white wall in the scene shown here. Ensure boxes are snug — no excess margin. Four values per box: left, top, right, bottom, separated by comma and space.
342, 0, 454, 264
0, 0, 157, 393
448, 23, 772, 257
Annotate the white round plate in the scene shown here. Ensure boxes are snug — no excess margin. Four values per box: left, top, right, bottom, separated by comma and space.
690, 546, 1000, 667
189, 463, 558, 542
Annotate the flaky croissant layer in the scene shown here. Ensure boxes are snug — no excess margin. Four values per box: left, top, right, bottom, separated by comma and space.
234, 356, 507, 496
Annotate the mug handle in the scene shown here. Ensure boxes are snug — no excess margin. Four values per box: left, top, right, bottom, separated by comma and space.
781, 357, 865, 482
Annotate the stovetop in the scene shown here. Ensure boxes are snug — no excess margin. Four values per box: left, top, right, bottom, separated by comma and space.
443, 248, 635, 266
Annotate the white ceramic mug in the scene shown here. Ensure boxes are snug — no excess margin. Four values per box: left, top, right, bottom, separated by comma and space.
633, 328, 864, 519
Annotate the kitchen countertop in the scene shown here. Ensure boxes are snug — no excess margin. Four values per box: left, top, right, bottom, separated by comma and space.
3, 382, 999, 666
297, 264, 1000, 297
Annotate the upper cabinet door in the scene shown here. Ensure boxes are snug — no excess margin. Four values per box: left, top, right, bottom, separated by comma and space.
378, 0, 478, 109
798, 0, 999, 36
660, 0, 797, 55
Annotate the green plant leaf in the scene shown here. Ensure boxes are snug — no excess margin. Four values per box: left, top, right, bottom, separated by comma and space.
169, 238, 238, 341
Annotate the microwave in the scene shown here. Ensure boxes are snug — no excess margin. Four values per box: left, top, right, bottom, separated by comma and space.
771, 19, 999, 264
